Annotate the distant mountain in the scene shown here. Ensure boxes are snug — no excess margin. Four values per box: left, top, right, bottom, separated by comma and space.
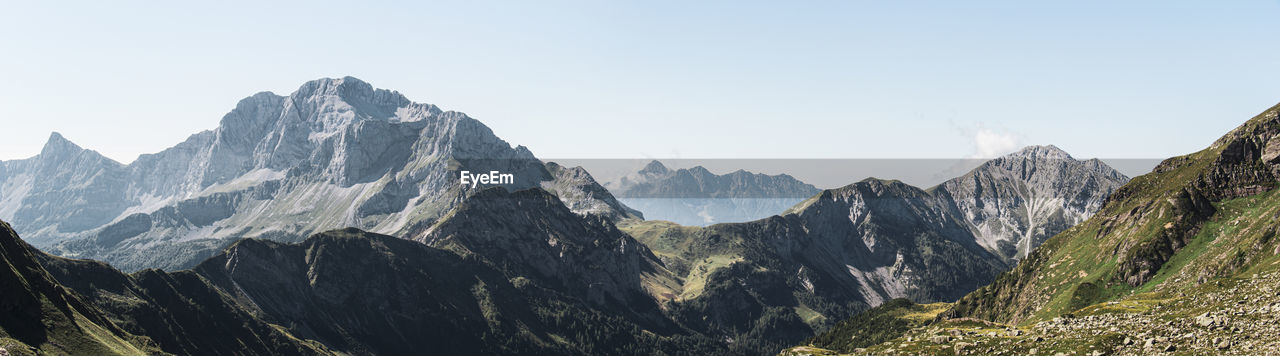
607, 161, 821, 226
0, 77, 637, 271
610, 160, 821, 199
618, 145, 1126, 351
788, 103, 1280, 356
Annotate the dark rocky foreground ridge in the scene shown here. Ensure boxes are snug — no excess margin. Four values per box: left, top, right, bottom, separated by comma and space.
0, 209, 731, 355
785, 102, 1280, 355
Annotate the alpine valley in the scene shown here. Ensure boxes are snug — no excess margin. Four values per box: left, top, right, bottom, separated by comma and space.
1, 77, 1138, 355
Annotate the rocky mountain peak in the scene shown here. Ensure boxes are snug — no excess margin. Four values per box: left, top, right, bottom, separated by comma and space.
289, 76, 412, 121
39, 132, 86, 158
938, 145, 1128, 261
685, 165, 713, 176
1001, 144, 1073, 161
840, 177, 914, 195
639, 160, 670, 175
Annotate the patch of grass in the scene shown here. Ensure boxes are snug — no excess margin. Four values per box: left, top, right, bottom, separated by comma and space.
802, 299, 951, 353
679, 254, 744, 300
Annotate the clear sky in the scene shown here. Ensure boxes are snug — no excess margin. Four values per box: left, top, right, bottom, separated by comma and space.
2, 1, 1278, 163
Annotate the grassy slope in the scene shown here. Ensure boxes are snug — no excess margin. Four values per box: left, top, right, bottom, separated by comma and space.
618, 219, 747, 302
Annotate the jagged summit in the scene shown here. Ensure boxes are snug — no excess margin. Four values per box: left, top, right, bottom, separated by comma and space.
289, 76, 414, 121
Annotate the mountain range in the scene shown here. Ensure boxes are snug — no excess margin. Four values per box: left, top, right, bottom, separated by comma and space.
607, 161, 821, 226
0, 77, 1135, 355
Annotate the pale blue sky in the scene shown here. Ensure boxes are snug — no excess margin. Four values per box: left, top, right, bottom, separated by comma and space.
2, 1, 1278, 163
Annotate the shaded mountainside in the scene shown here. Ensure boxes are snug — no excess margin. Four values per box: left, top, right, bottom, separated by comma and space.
783, 102, 1280, 355
619, 146, 1125, 353
190, 227, 717, 355
36, 251, 333, 355
0, 77, 637, 271
0, 220, 163, 355
416, 187, 667, 311
609, 161, 821, 226
4, 215, 727, 355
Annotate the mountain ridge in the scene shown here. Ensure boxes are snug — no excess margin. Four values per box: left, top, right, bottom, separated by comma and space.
608, 160, 821, 226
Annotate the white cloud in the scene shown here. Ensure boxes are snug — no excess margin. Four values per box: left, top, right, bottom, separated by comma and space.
971, 127, 1020, 158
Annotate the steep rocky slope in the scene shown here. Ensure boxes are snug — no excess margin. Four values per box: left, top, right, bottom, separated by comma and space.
542, 162, 644, 221
0, 77, 636, 271
608, 161, 821, 226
